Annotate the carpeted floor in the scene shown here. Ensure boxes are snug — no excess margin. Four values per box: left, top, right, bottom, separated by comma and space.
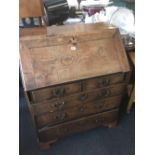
19, 85, 135, 155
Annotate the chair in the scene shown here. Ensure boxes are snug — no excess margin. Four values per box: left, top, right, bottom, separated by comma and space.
127, 51, 135, 113
19, 0, 45, 27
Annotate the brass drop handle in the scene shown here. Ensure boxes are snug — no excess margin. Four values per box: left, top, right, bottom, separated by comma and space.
59, 101, 65, 108
49, 102, 59, 112
79, 107, 85, 113
53, 87, 65, 97
98, 78, 109, 87
99, 89, 110, 97
53, 101, 66, 108
56, 113, 67, 121
50, 101, 66, 113
79, 94, 88, 101
60, 113, 67, 120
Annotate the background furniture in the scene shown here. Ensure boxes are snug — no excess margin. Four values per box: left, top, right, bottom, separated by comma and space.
127, 51, 135, 113
19, 0, 46, 88
19, 0, 45, 27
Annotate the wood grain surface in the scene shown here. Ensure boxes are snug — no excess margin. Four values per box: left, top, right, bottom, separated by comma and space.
20, 23, 130, 91
19, 23, 130, 149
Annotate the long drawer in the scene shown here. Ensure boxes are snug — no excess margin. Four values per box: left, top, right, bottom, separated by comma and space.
35, 95, 122, 129
38, 108, 119, 143
32, 83, 126, 115
30, 73, 125, 103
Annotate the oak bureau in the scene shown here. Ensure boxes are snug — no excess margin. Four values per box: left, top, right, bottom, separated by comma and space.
19, 23, 130, 149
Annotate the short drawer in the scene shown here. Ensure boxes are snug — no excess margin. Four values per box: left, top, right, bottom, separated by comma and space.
35, 95, 122, 129
84, 73, 125, 91
30, 73, 125, 103
38, 109, 119, 142
30, 82, 82, 103
32, 84, 126, 115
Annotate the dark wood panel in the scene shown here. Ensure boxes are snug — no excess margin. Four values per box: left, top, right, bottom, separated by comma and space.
38, 109, 119, 142
30, 73, 126, 103
32, 84, 126, 115
35, 95, 122, 129
31, 81, 82, 103
84, 73, 125, 90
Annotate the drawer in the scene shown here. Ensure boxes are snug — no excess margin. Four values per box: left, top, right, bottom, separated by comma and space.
32, 84, 126, 115
38, 108, 119, 142
35, 95, 122, 129
30, 73, 125, 103
84, 73, 125, 91
30, 82, 82, 103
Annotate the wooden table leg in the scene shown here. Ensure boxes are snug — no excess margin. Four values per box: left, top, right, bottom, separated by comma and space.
127, 86, 135, 113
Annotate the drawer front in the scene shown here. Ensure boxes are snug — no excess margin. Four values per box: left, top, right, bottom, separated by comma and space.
30, 73, 125, 103
35, 95, 122, 129
32, 84, 126, 115
30, 82, 82, 103
84, 73, 125, 90
38, 109, 119, 142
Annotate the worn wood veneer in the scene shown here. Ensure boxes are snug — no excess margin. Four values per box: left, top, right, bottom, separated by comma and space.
20, 23, 130, 149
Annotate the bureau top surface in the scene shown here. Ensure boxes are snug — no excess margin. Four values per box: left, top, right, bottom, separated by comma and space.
20, 23, 130, 91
